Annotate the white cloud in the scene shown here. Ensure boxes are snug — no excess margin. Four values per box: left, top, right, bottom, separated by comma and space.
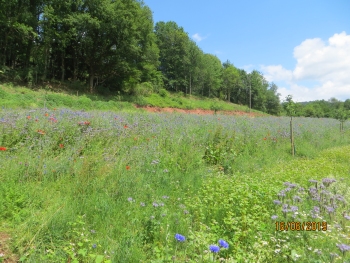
242, 64, 254, 73
261, 65, 293, 82
192, 33, 206, 42
261, 31, 350, 101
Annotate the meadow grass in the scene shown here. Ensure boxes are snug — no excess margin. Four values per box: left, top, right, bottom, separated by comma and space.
0, 106, 350, 262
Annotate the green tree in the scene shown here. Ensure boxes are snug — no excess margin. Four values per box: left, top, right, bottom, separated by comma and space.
334, 108, 349, 132
222, 61, 239, 102
265, 82, 281, 115
344, 99, 350, 110
155, 21, 190, 93
202, 54, 222, 98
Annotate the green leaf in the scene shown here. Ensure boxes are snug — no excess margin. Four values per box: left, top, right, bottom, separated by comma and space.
78, 248, 87, 256
95, 255, 104, 263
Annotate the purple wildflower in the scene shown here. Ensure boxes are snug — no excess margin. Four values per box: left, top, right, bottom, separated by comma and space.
284, 182, 297, 188
336, 244, 350, 253
344, 215, 350, 220
209, 245, 220, 253
290, 206, 298, 212
218, 239, 229, 249
322, 178, 336, 187
273, 200, 282, 205
271, 215, 278, 220
153, 202, 159, 207
127, 197, 133, 202
175, 234, 186, 242
278, 190, 286, 198
335, 194, 345, 203
313, 206, 320, 213
309, 179, 318, 184
325, 206, 335, 213
140, 202, 146, 207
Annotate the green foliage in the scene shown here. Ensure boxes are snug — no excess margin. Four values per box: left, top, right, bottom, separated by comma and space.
209, 102, 222, 114
62, 216, 111, 263
203, 126, 240, 170
158, 88, 168, 98
284, 95, 296, 117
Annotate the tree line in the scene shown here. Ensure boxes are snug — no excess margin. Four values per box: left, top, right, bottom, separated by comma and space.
1, 0, 281, 114
282, 98, 350, 119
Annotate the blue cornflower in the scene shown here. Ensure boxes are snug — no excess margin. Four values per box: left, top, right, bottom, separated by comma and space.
175, 234, 186, 242
92, 244, 97, 249
209, 245, 220, 253
218, 239, 229, 249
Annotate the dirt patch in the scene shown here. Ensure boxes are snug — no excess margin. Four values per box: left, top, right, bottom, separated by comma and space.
0, 232, 18, 263
136, 106, 263, 117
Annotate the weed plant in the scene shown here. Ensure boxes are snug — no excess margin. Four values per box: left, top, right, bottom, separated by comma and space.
0, 107, 350, 262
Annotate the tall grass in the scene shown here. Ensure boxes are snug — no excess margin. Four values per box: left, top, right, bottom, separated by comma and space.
0, 107, 349, 262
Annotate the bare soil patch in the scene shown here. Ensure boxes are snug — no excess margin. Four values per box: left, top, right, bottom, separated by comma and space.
136, 106, 263, 117
0, 232, 18, 263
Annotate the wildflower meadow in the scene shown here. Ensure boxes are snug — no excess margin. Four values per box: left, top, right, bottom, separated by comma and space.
0, 107, 350, 262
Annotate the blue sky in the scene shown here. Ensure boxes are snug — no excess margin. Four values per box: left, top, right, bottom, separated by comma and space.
143, 0, 350, 102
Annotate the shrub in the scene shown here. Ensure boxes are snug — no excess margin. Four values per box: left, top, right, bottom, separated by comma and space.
158, 88, 168, 98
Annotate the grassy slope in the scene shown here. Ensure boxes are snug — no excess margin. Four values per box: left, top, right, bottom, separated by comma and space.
0, 82, 264, 114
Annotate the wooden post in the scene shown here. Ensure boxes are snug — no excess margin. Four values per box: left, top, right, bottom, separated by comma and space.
290, 117, 294, 156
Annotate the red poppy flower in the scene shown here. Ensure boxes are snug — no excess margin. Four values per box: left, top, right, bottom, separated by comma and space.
84, 121, 90, 125
126, 165, 130, 170
59, 144, 64, 148
124, 125, 128, 129
45, 113, 49, 117
0, 147, 7, 151
54, 108, 57, 111
263, 137, 267, 140
27, 116, 31, 120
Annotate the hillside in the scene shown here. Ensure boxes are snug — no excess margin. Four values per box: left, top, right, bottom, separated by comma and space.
0, 83, 266, 117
